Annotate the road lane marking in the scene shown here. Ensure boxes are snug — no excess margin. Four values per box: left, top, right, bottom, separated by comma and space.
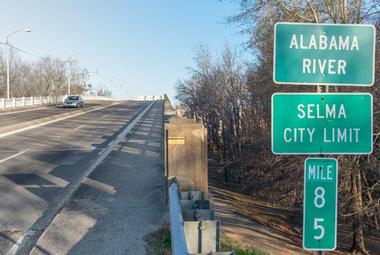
84, 178, 116, 194
73, 125, 86, 131
6, 229, 37, 255
0, 147, 104, 154
0, 107, 48, 116
0, 151, 26, 164
0, 102, 113, 116
0, 103, 122, 139
102, 114, 109, 118
1, 116, 18, 121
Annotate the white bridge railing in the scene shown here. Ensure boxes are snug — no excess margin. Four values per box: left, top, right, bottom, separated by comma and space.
0, 95, 114, 110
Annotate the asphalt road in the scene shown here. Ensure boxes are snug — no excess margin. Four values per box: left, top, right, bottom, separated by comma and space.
0, 100, 160, 254
0, 101, 110, 127
31, 101, 166, 255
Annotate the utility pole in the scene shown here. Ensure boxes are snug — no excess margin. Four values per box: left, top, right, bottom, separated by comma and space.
5, 28, 31, 99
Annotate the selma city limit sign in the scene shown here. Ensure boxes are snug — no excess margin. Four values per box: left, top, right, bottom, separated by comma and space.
271, 93, 373, 154
274, 23, 376, 86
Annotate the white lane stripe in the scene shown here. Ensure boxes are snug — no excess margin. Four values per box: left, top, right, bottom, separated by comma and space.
0, 147, 103, 153
0, 103, 122, 139
73, 125, 86, 131
0, 107, 47, 116
102, 114, 109, 118
0, 150, 26, 163
1, 116, 18, 121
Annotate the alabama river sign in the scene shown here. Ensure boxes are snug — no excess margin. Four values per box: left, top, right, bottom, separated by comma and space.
303, 158, 338, 251
271, 93, 373, 154
274, 23, 376, 86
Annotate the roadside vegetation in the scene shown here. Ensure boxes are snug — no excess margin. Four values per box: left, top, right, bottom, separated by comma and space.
144, 226, 267, 255
145, 226, 171, 255
0, 49, 112, 97
221, 239, 268, 255
175, 1, 380, 254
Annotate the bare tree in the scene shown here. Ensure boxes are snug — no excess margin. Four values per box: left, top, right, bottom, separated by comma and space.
176, 44, 247, 162
225, 1, 380, 253
0, 48, 89, 98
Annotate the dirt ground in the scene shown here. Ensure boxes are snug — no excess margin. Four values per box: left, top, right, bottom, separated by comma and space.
209, 166, 380, 255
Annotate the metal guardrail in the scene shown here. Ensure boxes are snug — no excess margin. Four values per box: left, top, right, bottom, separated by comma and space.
0, 95, 114, 110
135, 95, 163, 101
168, 180, 234, 255
169, 181, 189, 255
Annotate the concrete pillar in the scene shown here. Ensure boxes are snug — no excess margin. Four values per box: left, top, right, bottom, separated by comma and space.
165, 118, 208, 197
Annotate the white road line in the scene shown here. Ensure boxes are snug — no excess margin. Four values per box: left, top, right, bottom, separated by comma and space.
0, 107, 47, 116
102, 114, 109, 118
1, 116, 18, 121
73, 125, 86, 131
0, 103, 122, 139
0, 151, 26, 164
0, 148, 100, 154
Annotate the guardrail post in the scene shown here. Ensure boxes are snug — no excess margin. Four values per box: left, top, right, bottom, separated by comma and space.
12, 98, 16, 108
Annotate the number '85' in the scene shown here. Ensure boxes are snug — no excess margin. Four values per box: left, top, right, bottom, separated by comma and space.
313, 186, 326, 240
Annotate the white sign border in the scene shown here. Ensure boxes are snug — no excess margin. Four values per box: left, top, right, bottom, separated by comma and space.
271, 92, 373, 155
273, 22, 376, 86
303, 157, 338, 251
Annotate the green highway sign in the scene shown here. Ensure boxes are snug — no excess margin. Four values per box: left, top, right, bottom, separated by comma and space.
303, 158, 338, 251
274, 22, 376, 86
271, 93, 372, 154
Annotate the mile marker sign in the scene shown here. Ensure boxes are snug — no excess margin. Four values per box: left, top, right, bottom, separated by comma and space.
303, 158, 338, 251
274, 22, 376, 86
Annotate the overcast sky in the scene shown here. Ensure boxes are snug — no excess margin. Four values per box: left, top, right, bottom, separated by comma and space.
0, 0, 247, 100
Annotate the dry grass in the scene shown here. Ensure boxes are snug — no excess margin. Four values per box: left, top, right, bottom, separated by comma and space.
144, 226, 171, 255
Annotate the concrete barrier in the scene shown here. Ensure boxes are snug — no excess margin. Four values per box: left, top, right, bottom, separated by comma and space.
165, 118, 208, 197
164, 97, 233, 255
0, 95, 115, 110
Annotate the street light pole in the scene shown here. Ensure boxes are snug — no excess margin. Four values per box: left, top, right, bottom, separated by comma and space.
5, 28, 31, 99
68, 67, 71, 96
6, 41, 10, 99
66, 52, 84, 96
109, 75, 117, 97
